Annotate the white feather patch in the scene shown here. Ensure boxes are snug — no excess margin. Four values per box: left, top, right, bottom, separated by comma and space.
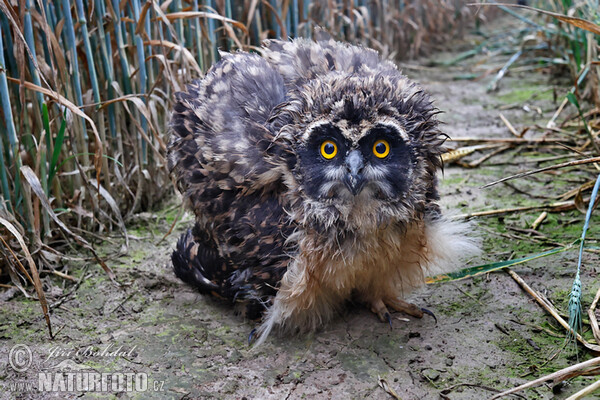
423, 217, 481, 276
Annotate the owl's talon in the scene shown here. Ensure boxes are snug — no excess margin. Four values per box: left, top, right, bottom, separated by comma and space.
421, 308, 437, 324
248, 328, 257, 345
371, 299, 392, 325
385, 312, 393, 330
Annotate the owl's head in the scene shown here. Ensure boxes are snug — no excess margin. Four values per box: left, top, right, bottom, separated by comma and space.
277, 73, 446, 231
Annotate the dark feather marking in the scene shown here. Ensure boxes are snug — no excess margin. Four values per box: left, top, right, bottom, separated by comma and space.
168, 37, 451, 323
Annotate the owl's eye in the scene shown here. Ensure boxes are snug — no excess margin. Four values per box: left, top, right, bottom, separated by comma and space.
320, 140, 338, 160
373, 140, 390, 158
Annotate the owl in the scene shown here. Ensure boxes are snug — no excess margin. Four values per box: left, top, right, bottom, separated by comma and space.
167, 35, 478, 345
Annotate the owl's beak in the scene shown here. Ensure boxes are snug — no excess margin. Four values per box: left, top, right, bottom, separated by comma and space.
344, 150, 365, 195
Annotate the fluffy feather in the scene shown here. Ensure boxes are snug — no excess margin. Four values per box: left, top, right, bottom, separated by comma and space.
168, 37, 479, 344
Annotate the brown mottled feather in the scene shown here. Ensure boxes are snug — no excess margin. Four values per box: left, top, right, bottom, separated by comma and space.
168, 37, 479, 343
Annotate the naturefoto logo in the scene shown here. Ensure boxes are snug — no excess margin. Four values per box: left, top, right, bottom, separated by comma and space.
37, 371, 150, 392
6, 343, 165, 394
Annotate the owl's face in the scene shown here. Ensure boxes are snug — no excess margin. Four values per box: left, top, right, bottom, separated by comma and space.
277, 74, 444, 231
297, 118, 415, 204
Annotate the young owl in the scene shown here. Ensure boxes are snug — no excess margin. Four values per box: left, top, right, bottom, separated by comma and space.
168, 36, 478, 345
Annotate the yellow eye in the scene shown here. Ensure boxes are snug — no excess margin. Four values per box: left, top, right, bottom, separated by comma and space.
373, 140, 390, 158
320, 140, 338, 160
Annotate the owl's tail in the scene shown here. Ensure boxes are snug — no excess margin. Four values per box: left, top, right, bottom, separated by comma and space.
171, 228, 221, 294
423, 215, 481, 277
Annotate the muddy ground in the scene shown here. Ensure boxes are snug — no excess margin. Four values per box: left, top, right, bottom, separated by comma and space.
2, 17, 600, 400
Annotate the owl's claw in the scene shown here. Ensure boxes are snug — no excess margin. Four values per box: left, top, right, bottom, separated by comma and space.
248, 328, 257, 345
385, 312, 393, 330
371, 299, 392, 329
372, 299, 435, 327
421, 307, 437, 324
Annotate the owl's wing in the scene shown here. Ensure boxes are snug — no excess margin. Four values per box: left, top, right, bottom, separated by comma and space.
168, 53, 295, 312
168, 52, 291, 216
261, 36, 399, 88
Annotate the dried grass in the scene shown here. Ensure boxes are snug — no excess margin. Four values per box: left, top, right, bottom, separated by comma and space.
436, 3, 600, 397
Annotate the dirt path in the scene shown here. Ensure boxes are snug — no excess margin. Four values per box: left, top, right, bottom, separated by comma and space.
2, 18, 600, 400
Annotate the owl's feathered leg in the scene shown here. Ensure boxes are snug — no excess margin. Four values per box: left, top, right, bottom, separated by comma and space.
367, 216, 479, 326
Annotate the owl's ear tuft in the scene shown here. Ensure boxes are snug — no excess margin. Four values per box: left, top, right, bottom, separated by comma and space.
343, 96, 355, 120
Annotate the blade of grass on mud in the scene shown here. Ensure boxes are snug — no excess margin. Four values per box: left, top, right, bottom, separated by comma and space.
455, 201, 576, 218
568, 174, 600, 342
426, 240, 580, 284
0, 216, 52, 338
482, 156, 600, 188
490, 356, 600, 399
441, 144, 506, 164
377, 376, 402, 399
506, 268, 600, 352
566, 380, 600, 400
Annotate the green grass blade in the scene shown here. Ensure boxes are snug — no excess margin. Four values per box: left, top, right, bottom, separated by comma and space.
193, 0, 205, 72
39, 103, 51, 235
48, 115, 67, 187
110, 0, 133, 94
225, 0, 233, 50
74, 0, 101, 106
56, 153, 124, 172
427, 240, 580, 284
291, 0, 298, 38
0, 32, 17, 152
206, 0, 219, 63
0, 28, 16, 211
270, 0, 281, 37
131, 0, 149, 164
93, 0, 118, 141
41, 105, 51, 188
24, 0, 44, 107
60, 0, 84, 110
0, 11, 18, 82
568, 174, 600, 341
